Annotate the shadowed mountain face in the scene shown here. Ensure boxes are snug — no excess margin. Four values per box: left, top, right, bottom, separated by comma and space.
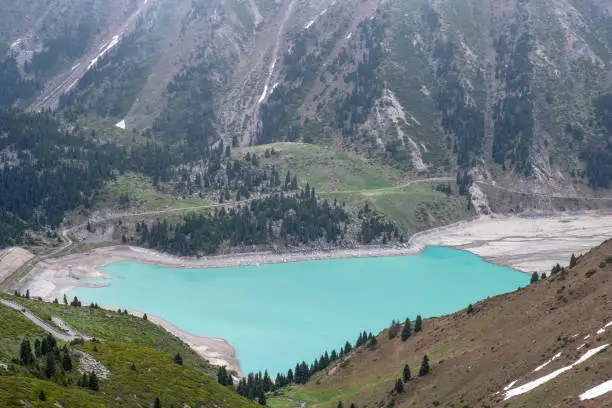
1, 0, 612, 187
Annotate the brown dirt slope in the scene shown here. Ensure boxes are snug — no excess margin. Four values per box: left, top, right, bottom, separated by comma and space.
278, 240, 612, 408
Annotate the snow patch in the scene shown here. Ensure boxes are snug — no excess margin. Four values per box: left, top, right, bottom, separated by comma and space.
88, 35, 120, 71
257, 85, 269, 104
584, 334, 591, 340
305, 19, 315, 29
115, 120, 126, 130
504, 344, 610, 400
503, 380, 518, 391
257, 60, 277, 104
577, 344, 585, 350
10, 39, 21, 50
533, 352, 562, 372
580, 379, 612, 400
597, 327, 605, 335
346, 32, 352, 40
71, 63, 81, 71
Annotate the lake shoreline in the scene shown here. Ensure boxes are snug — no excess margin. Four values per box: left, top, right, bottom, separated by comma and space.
15, 210, 612, 376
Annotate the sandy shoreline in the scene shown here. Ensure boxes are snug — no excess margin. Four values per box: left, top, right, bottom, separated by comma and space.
14, 210, 612, 375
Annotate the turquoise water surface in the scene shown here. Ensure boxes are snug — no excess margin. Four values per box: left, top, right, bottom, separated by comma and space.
73, 246, 528, 375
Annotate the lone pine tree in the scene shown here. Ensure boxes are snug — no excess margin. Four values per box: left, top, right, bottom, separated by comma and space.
401, 318, 412, 341
403, 364, 411, 382
414, 315, 422, 332
419, 355, 430, 377
394, 378, 404, 393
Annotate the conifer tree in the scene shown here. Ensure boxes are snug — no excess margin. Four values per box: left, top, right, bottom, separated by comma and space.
20, 339, 34, 366
530, 272, 539, 284
45, 353, 56, 378
62, 351, 72, 371
25, 289, 30, 299
394, 378, 404, 393
217, 366, 229, 385
39, 390, 46, 401
79, 373, 88, 387
403, 364, 411, 382
467, 304, 474, 314
570, 253, 578, 268
143, 313, 148, 321
154, 396, 162, 408
287, 368, 293, 383
174, 353, 183, 365
419, 355, 430, 377
34, 339, 41, 358
368, 336, 377, 348
414, 315, 422, 332
337, 402, 343, 408
89, 372, 100, 391
401, 318, 412, 341
258, 393, 266, 406
63, 293, 68, 305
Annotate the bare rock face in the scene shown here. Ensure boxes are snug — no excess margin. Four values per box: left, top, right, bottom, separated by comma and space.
75, 350, 110, 379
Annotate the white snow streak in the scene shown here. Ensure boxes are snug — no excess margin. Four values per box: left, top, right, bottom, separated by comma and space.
10, 39, 21, 49
257, 85, 269, 104
584, 334, 591, 340
115, 120, 126, 130
597, 328, 605, 335
504, 344, 610, 400
88, 35, 120, 71
305, 19, 315, 29
577, 344, 585, 350
580, 379, 612, 400
71, 63, 81, 71
533, 352, 562, 372
503, 380, 518, 391
346, 32, 352, 40
258, 60, 277, 104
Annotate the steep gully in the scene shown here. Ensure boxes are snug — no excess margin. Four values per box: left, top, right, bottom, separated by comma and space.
28, 0, 153, 112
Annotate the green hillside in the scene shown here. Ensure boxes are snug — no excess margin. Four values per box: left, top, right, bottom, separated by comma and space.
0, 294, 256, 408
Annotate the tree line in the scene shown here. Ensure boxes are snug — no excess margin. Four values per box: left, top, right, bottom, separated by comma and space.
137, 190, 351, 255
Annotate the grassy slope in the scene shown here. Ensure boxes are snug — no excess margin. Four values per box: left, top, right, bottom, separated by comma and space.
269, 241, 612, 408
0, 295, 256, 408
95, 172, 212, 212
236, 143, 471, 234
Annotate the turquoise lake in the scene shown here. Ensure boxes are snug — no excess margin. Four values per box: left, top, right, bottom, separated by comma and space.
73, 246, 529, 375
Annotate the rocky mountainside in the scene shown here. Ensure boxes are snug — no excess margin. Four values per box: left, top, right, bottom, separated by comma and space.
2, 0, 612, 190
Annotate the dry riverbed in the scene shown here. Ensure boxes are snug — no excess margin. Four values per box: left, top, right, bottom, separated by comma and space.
12, 210, 612, 374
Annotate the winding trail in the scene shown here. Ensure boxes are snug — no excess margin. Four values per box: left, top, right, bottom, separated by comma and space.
0, 298, 88, 341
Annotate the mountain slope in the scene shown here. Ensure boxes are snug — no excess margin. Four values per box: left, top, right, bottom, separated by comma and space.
270, 240, 612, 408
2, 0, 612, 192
